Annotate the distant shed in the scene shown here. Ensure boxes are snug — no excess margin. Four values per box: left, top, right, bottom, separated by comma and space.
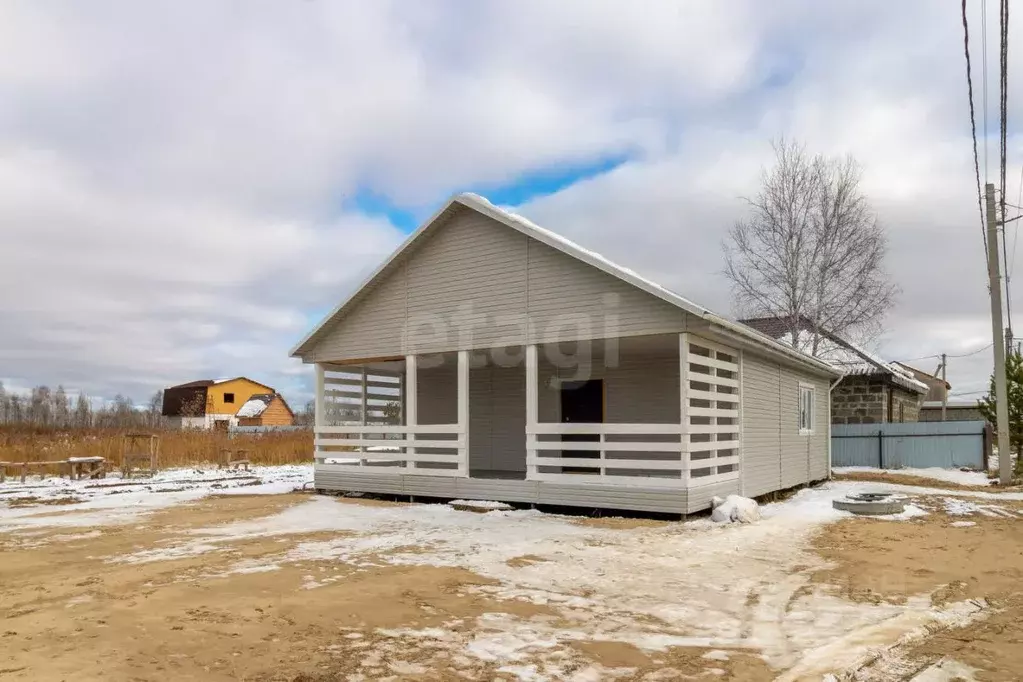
236, 393, 295, 427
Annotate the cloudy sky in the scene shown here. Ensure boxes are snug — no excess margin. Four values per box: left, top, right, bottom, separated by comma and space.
0, 0, 1017, 407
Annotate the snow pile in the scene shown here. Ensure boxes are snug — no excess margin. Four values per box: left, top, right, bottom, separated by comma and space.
834, 467, 991, 487
449, 499, 514, 512
710, 495, 760, 523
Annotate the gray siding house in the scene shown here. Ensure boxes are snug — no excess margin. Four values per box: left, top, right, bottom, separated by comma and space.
291, 194, 841, 514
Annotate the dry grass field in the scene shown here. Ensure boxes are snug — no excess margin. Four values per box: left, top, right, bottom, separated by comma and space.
0, 427, 312, 469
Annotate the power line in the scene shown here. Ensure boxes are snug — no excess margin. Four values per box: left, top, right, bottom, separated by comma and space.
1000, 0, 1012, 334
892, 343, 995, 365
983, 0, 990, 188
964, 0, 988, 255
948, 341, 995, 358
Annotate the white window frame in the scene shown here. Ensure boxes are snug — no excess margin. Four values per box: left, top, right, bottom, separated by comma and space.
798, 383, 815, 435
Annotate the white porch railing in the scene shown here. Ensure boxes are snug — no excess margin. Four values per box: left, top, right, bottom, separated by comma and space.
314, 424, 466, 476
527, 423, 687, 487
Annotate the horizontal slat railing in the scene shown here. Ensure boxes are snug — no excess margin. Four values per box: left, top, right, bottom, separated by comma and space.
526, 423, 688, 487
527, 423, 684, 435
314, 423, 465, 477
685, 335, 742, 487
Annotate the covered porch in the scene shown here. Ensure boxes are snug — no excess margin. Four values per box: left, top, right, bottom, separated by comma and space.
312, 332, 742, 513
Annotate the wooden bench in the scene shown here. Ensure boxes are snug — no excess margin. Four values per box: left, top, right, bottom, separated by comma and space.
68, 457, 107, 480
219, 448, 251, 472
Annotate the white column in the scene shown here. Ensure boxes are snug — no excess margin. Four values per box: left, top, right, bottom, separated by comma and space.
359, 366, 368, 465
678, 333, 690, 486
405, 355, 417, 470
525, 344, 538, 480
457, 350, 469, 477
737, 349, 745, 495
314, 363, 325, 463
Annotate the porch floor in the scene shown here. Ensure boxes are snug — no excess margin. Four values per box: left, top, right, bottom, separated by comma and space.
315, 463, 740, 515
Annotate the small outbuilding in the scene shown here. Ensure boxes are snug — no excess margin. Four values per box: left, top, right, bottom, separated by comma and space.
236, 393, 295, 427
290, 193, 842, 514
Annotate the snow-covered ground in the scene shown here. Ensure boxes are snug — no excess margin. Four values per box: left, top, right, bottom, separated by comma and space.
833, 466, 993, 487
0, 464, 311, 530
2, 468, 1020, 679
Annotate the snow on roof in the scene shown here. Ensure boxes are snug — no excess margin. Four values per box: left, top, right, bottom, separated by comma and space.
236, 394, 274, 418
290, 193, 840, 377
774, 331, 929, 393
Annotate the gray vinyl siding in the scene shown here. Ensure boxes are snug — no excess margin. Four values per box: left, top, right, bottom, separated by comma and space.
740, 354, 783, 497
314, 467, 690, 514
469, 363, 526, 473
416, 362, 456, 425
741, 353, 830, 496
304, 206, 688, 362
535, 351, 680, 425
407, 210, 528, 353
779, 371, 810, 488
308, 271, 407, 362
525, 238, 687, 343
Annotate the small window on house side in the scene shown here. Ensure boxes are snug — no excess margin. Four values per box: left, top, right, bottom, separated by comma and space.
224, 393, 235, 404
899, 402, 905, 423
799, 384, 815, 434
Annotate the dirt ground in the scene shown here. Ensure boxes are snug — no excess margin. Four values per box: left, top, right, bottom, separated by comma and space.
2, 486, 1023, 681
0, 493, 772, 681
809, 497, 1023, 680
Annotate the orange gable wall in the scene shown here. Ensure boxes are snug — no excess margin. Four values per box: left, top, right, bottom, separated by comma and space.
208, 378, 272, 415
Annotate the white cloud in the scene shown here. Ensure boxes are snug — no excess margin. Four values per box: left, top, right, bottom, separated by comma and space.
0, 0, 1015, 405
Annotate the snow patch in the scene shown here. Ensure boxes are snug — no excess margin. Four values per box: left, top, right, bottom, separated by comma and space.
833, 466, 991, 487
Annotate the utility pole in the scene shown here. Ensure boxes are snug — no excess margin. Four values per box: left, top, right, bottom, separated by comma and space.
986, 183, 1013, 485
941, 353, 947, 422
1007, 327, 1014, 358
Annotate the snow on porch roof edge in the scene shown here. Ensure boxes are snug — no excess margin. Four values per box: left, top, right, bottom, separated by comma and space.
289, 193, 841, 378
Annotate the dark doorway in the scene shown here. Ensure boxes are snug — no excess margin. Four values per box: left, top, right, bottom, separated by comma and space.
560, 379, 604, 471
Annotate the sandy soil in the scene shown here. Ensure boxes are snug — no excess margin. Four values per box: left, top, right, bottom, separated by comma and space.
809, 497, 1023, 678
3, 483, 1023, 681
0, 493, 773, 681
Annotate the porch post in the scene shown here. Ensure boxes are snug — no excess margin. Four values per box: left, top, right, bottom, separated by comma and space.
679, 333, 690, 486
314, 363, 325, 463
359, 366, 368, 465
457, 350, 469, 476
525, 344, 538, 480
405, 355, 417, 471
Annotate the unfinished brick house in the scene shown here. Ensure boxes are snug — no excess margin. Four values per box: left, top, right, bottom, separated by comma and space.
740, 316, 929, 424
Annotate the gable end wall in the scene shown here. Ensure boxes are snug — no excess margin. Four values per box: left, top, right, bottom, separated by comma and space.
304, 208, 688, 362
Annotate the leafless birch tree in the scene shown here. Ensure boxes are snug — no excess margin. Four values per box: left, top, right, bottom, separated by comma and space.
723, 139, 897, 354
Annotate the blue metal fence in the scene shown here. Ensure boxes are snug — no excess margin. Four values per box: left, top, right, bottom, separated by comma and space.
832, 420, 990, 470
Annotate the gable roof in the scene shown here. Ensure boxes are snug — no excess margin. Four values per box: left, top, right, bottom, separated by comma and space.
211, 376, 274, 391
740, 316, 928, 393
166, 379, 215, 390
291, 193, 840, 377
235, 392, 294, 419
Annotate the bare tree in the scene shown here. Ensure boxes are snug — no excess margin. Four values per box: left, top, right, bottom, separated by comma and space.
723, 139, 898, 354
73, 392, 92, 428
0, 381, 7, 424
53, 385, 70, 428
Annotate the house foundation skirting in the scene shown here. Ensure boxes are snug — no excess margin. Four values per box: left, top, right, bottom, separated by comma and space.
314, 465, 740, 514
